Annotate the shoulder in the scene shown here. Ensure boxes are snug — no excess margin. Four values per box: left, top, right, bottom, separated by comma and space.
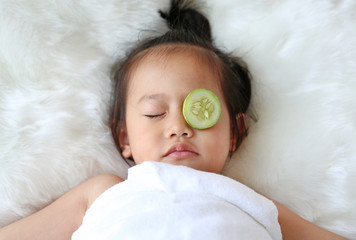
85, 174, 124, 208
89, 173, 124, 186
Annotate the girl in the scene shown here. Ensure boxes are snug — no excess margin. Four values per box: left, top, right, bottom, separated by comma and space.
0, 0, 347, 239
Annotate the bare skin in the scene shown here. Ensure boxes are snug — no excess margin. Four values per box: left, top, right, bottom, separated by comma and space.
273, 201, 346, 240
0, 174, 347, 240
0, 48, 347, 240
0, 174, 123, 240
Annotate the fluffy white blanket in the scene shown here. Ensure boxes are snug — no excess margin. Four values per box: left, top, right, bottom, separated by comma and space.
1, 0, 355, 238
72, 162, 282, 240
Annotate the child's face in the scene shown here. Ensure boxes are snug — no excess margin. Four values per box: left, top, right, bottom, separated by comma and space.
119, 47, 232, 173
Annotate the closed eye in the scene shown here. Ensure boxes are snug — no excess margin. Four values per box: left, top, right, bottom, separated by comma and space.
144, 113, 166, 119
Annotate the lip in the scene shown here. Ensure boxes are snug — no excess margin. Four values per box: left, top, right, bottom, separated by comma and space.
164, 143, 198, 159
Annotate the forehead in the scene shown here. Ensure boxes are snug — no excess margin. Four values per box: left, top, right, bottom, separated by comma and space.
127, 44, 222, 92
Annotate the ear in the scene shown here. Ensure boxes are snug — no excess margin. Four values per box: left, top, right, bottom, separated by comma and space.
118, 126, 132, 159
237, 113, 246, 136
229, 113, 246, 152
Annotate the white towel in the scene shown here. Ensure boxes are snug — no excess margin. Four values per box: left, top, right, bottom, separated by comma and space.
72, 162, 282, 240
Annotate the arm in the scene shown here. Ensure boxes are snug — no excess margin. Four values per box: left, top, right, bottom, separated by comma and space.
273, 201, 347, 240
0, 174, 123, 240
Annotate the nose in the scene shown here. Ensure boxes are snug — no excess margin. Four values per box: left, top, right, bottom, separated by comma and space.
165, 111, 193, 139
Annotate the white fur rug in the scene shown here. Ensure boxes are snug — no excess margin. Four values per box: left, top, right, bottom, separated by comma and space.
0, 0, 355, 238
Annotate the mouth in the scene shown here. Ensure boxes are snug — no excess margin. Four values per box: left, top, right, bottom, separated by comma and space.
164, 143, 198, 159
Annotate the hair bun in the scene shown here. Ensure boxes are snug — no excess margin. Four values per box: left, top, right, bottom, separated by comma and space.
159, 0, 212, 41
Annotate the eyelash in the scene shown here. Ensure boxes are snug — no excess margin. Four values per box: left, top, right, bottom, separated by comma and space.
144, 113, 165, 119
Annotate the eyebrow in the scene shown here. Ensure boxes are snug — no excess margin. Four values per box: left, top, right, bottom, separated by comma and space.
138, 93, 168, 104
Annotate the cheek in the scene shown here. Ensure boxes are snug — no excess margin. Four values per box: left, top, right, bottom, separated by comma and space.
201, 124, 230, 158
198, 129, 230, 173
126, 122, 160, 163
209, 112, 231, 159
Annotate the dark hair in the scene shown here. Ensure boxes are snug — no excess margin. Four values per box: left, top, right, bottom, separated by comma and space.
111, 0, 251, 161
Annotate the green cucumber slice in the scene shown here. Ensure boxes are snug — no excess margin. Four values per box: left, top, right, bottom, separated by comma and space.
183, 88, 222, 129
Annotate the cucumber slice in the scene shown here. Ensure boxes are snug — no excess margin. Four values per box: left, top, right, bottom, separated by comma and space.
183, 88, 222, 129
